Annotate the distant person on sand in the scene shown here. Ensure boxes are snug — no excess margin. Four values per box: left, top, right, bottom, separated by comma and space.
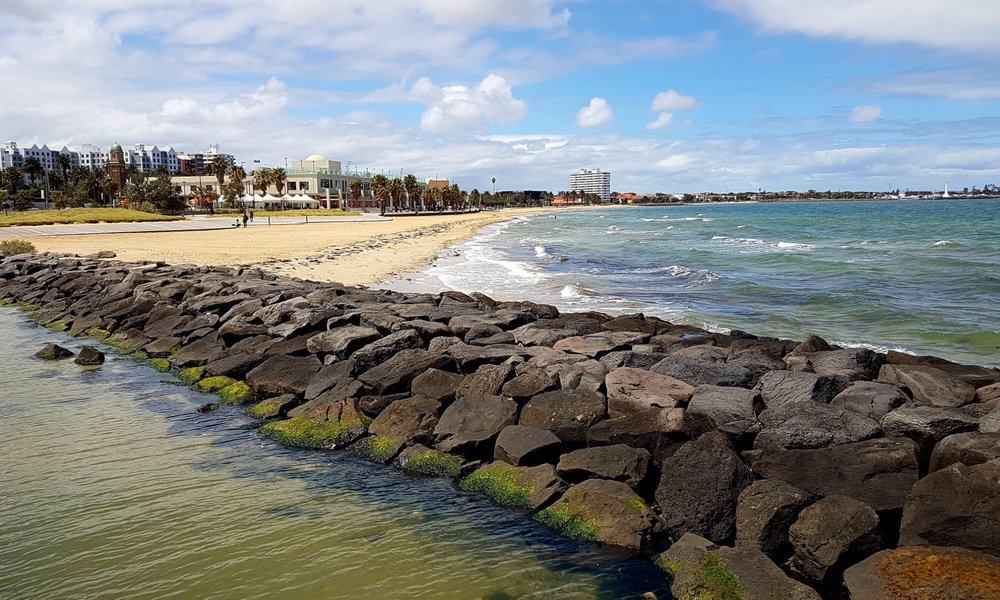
2, 200, 9, 216
242, 213, 249, 228
249, 210, 254, 222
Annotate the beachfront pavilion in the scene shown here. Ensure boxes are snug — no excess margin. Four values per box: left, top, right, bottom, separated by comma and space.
281, 155, 429, 211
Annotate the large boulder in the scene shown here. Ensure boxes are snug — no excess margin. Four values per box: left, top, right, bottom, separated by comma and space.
788, 494, 882, 584
586, 407, 714, 462
980, 404, 1000, 433
359, 349, 455, 394
519, 388, 607, 444
534, 478, 653, 554
459, 461, 564, 510
751, 437, 920, 512
305, 325, 380, 359
556, 444, 650, 488
929, 432, 1000, 472
799, 348, 885, 381
263, 397, 369, 449
881, 405, 979, 467
656, 432, 755, 544
736, 479, 814, 562
410, 368, 464, 402
844, 546, 1000, 600
303, 359, 356, 401
830, 380, 909, 422
553, 331, 649, 358
204, 352, 262, 379
650, 355, 753, 388
455, 363, 513, 402
494, 425, 563, 466
754, 401, 882, 451
686, 385, 756, 435
878, 364, 977, 408
349, 329, 423, 372
599, 350, 669, 371
246, 354, 322, 397
977, 382, 1000, 404
168, 332, 224, 368
604, 367, 694, 417
368, 395, 442, 444
899, 458, 1000, 556
35, 342, 74, 360
74, 345, 105, 366
500, 370, 558, 402
753, 370, 851, 409
656, 533, 821, 600
432, 395, 517, 457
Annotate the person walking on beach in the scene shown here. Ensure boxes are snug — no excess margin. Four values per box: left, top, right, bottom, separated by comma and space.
249, 209, 255, 222
2, 200, 9, 217
242, 212, 249, 228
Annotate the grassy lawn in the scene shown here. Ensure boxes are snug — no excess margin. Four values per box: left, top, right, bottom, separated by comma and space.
0, 208, 184, 227
208, 209, 360, 218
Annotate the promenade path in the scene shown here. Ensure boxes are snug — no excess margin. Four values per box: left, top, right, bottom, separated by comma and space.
0, 215, 391, 239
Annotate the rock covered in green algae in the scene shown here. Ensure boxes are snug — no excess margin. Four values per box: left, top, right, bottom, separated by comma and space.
35, 343, 74, 360
194, 375, 237, 393
393, 444, 461, 477
245, 394, 297, 420
350, 435, 404, 464
460, 461, 564, 509
74, 345, 105, 366
148, 358, 171, 373
217, 381, 253, 405
534, 478, 653, 554
177, 366, 205, 386
656, 533, 820, 600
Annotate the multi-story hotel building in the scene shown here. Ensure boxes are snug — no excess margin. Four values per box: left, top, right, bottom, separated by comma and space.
0, 140, 231, 176
569, 168, 611, 203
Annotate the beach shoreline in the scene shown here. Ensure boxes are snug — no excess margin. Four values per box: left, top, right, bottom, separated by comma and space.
17, 206, 604, 287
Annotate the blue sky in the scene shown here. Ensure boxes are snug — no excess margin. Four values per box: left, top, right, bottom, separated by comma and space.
2, 0, 999, 193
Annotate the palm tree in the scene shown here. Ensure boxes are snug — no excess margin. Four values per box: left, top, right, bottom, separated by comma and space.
23, 157, 43, 186
403, 174, 420, 211
349, 179, 363, 206
272, 168, 286, 194
209, 156, 228, 187
389, 177, 404, 212
253, 167, 272, 195
56, 154, 72, 184
370, 174, 390, 214
470, 189, 481, 208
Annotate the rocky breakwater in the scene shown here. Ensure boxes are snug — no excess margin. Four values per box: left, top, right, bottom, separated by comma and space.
3, 252, 1000, 600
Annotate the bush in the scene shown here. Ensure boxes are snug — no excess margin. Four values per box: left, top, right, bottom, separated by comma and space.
0, 239, 37, 256
133, 201, 158, 213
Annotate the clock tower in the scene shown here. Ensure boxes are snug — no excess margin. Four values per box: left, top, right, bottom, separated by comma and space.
108, 144, 127, 198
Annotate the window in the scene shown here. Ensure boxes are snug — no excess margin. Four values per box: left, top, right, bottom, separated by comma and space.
288, 182, 296, 190
301, 182, 309, 191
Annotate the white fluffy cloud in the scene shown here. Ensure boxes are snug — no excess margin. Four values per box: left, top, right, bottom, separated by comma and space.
412, 73, 527, 134
848, 104, 883, 123
576, 98, 614, 128
646, 113, 676, 130
651, 90, 701, 112
714, 0, 1000, 53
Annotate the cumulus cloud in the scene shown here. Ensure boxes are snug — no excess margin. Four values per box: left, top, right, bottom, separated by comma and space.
651, 90, 701, 112
161, 78, 288, 123
647, 113, 676, 130
576, 98, 613, 128
412, 73, 527, 134
658, 154, 695, 172
848, 104, 882, 123
713, 0, 1000, 53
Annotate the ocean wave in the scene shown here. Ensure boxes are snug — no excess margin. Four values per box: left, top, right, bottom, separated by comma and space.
629, 264, 723, 284
534, 245, 550, 258
931, 240, 961, 248
711, 236, 816, 252
560, 284, 596, 298
606, 225, 622, 234
832, 340, 913, 355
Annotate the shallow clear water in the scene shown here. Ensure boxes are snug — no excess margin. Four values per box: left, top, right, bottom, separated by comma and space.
0, 309, 668, 600
391, 199, 1000, 366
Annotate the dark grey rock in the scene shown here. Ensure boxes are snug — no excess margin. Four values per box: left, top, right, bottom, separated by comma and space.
455, 363, 514, 402
246, 354, 322, 397
35, 342, 74, 360
753, 370, 851, 409
303, 359, 357, 401
359, 349, 455, 394
881, 404, 979, 466
929, 432, 1000, 472
536, 478, 653, 554
500, 370, 558, 402
586, 407, 714, 463
350, 329, 423, 372
899, 458, 1000, 556
368, 396, 442, 444
650, 355, 754, 388
736, 479, 814, 562
830, 380, 910, 422
306, 325, 380, 358
687, 384, 756, 434
655, 432, 755, 544
754, 401, 882, 451
788, 494, 882, 584
411, 368, 464, 403
74, 345, 105, 366
519, 388, 607, 444
433, 395, 517, 457
494, 425, 563, 466
604, 366, 694, 417
879, 364, 977, 408
752, 437, 919, 512
557, 444, 650, 488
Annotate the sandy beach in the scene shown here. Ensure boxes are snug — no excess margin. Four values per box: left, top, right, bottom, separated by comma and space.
20, 209, 567, 287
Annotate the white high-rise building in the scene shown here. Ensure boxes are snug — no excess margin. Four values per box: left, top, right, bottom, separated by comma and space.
569, 168, 611, 203
0, 140, 186, 175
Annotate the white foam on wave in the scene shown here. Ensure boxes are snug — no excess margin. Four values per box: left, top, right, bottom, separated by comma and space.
712, 236, 816, 252
606, 225, 622, 234
777, 241, 816, 250
702, 218, 714, 222
534, 245, 550, 258
932, 240, 961, 248
737, 225, 747, 229
560, 284, 595, 298
630, 264, 723, 284
833, 340, 914, 355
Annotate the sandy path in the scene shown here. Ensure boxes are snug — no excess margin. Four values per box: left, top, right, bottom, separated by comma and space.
21, 209, 558, 287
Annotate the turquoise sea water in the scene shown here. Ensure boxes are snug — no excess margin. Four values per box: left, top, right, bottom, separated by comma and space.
0, 310, 668, 600
395, 199, 1000, 367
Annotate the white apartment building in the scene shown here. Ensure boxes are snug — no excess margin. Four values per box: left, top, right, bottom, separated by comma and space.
1, 140, 212, 176
569, 168, 611, 203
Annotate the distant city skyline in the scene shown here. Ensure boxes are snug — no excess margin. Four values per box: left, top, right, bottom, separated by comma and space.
1, 2, 999, 193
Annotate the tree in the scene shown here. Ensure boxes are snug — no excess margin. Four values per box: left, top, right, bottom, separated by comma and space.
403, 174, 420, 210
221, 178, 244, 209
228, 165, 247, 203
349, 179, 363, 203
272, 168, 287, 195
56, 154, 72, 185
209, 155, 229, 187
253, 167, 272, 195
469, 188, 481, 208
23, 157, 43, 186
126, 173, 184, 212
1, 167, 25, 193
389, 177, 404, 211
370, 174, 390, 213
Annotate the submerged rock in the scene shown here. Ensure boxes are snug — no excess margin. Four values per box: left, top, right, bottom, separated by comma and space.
35, 342, 74, 360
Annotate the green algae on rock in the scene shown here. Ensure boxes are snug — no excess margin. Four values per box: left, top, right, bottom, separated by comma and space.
149, 358, 171, 372
394, 445, 462, 477
218, 381, 253, 405
534, 503, 599, 542
85, 327, 111, 340
350, 435, 404, 463
260, 416, 368, 449
245, 395, 296, 419
177, 366, 205, 386
460, 463, 535, 507
194, 376, 237, 393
